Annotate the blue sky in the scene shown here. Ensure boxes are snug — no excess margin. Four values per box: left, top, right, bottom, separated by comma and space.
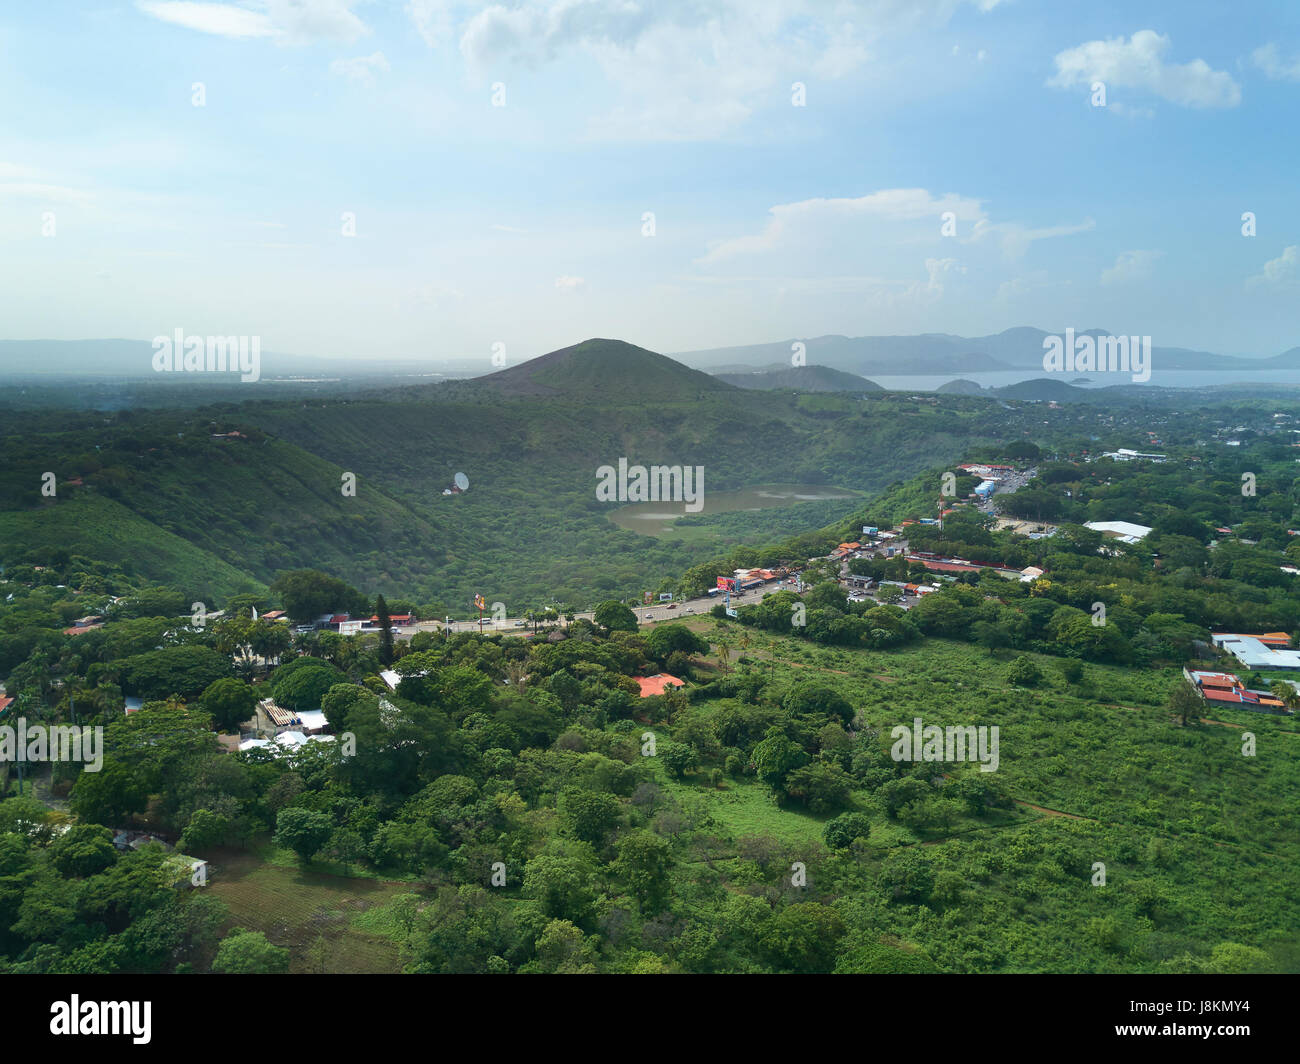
2, 0, 1299, 364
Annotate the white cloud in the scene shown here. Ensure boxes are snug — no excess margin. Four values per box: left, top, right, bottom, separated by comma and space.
1109, 101, 1155, 119
995, 270, 1053, 302
690, 186, 1100, 316
1248, 245, 1299, 288
700, 189, 987, 264
969, 217, 1095, 260
1101, 249, 1163, 286
407, 0, 453, 47
1048, 30, 1240, 109
923, 256, 965, 295
1251, 43, 1300, 82
449, 0, 1006, 140
693, 186, 1095, 325
265, 0, 369, 43
137, 0, 369, 43
0, 182, 94, 207
0, 162, 95, 207
136, 2, 277, 38
554, 275, 586, 290
330, 51, 390, 86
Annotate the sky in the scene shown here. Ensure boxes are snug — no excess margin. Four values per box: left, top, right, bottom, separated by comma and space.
1, 0, 1299, 365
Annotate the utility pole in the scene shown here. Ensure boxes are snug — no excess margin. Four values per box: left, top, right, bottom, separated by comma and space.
13, 695, 22, 796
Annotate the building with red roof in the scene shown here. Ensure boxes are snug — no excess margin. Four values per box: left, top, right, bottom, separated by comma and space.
636, 674, 685, 698
1184, 669, 1288, 710
62, 623, 103, 636
921, 560, 982, 574
1235, 632, 1291, 648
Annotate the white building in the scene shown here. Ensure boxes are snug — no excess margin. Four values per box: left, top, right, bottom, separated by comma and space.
1084, 520, 1153, 544
1211, 634, 1300, 671
1100, 449, 1166, 462
295, 709, 330, 734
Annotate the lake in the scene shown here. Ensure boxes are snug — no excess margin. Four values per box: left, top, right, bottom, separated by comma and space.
866, 370, 1300, 392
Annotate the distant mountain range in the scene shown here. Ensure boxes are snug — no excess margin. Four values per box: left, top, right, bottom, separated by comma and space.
5, 329, 1300, 389
674, 327, 1300, 376
0, 339, 479, 380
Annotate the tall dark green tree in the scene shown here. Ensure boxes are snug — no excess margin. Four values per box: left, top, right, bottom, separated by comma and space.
1167, 679, 1203, 727
593, 600, 638, 633
375, 594, 395, 667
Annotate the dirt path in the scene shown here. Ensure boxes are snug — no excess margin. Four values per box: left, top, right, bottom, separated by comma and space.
1106, 702, 1300, 735
1014, 800, 1091, 821
766, 658, 852, 676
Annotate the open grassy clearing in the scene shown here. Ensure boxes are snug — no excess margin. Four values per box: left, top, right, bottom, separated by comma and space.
202, 846, 409, 974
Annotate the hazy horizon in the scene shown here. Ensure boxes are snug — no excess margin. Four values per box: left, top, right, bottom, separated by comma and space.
3, 1, 1300, 367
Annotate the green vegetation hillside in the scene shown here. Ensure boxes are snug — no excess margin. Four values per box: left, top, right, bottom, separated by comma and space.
3, 382, 1300, 975
0, 412, 440, 603
4, 349, 1058, 613
1, 604, 1292, 974
6, 345, 1300, 623
937, 379, 984, 395
714, 365, 883, 392
0, 494, 260, 602
477, 338, 733, 400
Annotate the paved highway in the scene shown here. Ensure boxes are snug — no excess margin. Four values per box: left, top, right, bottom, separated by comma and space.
402, 578, 805, 637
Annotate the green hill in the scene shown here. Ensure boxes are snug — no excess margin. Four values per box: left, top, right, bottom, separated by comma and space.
475, 338, 734, 400
0, 494, 261, 601
992, 378, 1094, 401
0, 415, 444, 600
1, 343, 1069, 613
714, 365, 882, 392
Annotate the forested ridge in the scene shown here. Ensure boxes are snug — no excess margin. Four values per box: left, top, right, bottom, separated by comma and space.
1, 367, 1298, 974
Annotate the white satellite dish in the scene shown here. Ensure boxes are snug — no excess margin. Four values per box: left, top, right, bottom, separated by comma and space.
454, 472, 469, 491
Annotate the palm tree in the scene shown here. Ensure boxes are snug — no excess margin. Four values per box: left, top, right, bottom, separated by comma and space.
714, 637, 732, 674
1269, 681, 1299, 712
70, 683, 113, 721
334, 638, 362, 676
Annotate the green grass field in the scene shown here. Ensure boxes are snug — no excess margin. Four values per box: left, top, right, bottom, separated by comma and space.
183, 623, 1299, 974
203, 845, 411, 974
649, 623, 1300, 972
